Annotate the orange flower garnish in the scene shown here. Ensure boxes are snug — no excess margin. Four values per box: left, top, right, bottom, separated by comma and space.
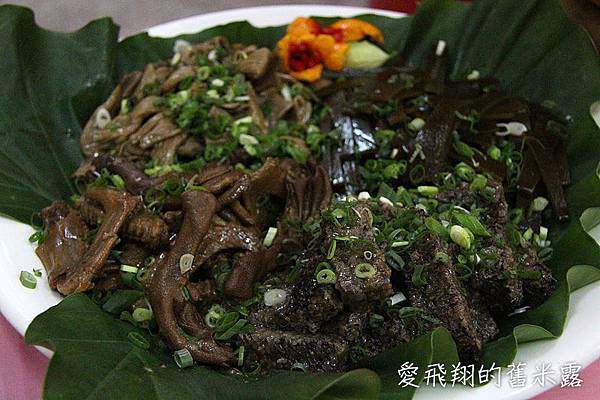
329, 19, 384, 43
276, 17, 384, 82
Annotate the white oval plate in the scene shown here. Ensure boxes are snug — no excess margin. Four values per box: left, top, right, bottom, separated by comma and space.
0, 5, 598, 400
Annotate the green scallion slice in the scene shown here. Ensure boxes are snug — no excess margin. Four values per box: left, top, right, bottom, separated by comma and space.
316, 261, 332, 271
417, 185, 438, 197
433, 251, 450, 264
316, 269, 336, 284
470, 174, 488, 190
326, 239, 337, 260
179, 253, 194, 275
174, 348, 194, 368
450, 225, 472, 249
181, 285, 191, 301
531, 197, 549, 212
19, 271, 37, 289
127, 331, 150, 350
355, 263, 376, 279
369, 313, 385, 328
110, 174, 125, 190
407, 117, 425, 132
291, 362, 308, 372
120, 264, 139, 274
235, 345, 245, 368
204, 310, 222, 328
263, 227, 278, 247
132, 308, 153, 323
136, 268, 149, 282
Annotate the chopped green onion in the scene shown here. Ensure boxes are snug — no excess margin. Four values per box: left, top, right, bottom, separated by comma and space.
467, 70, 480, 80
206, 89, 218, 99
509, 208, 525, 224
433, 251, 450, 264
120, 264, 139, 274
144, 256, 156, 267
179, 253, 194, 275
239, 133, 259, 146
488, 145, 502, 160
538, 247, 553, 262
326, 239, 337, 260
363, 250, 373, 260
264, 289, 287, 307
181, 285, 190, 301
128, 331, 150, 350
539, 226, 548, 241
454, 139, 475, 158
316, 269, 336, 284
455, 162, 475, 181
425, 217, 448, 238
132, 307, 153, 323
409, 143, 425, 162
411, 264, 427, 285
243, 144, 257, 156
369, 313, 385, 328
386, 250, 405, 271
388, 292, 407, 306
391, 241, 410, 248
470, 174, 488, 190
523, 228, 533, 241
235, 345, 245, 368
19, 270, 37, 289
453, 212, 491, 237
334, 235, 358, 242
358, 191, 371, 201
234, 116, 253, 126
291, 362, 308, 372
174, 348, 194, 368
407, 117, 426, 132
205, 310, 222, 328
170, 52, 181, 65
355, 263, 376, 279
32, 268, 42, 277
197, 66, 210, 80
316, 261, 332, 271
110, 174, 125, 190
28, 230, 45, 244
417, 185, 438, 197
211, 78, 225, 87
120, 99, 131, 115
379, 196, 394, 207
95, 107, 111, 129
331, 208, 346, 219
409, 164, 426, 184
450, 225, 472, 249
531, 197, 549, 212
136, 268, 149, 282
263, 227, 278, 247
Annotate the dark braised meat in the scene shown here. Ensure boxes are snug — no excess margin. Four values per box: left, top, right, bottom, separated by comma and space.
241, 329, 349, 372
402, 233, 498, 361
34, 39, 566, 374
323, 203, 392, 304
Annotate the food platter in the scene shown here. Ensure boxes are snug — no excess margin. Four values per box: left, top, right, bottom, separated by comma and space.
0, 4, 599, 400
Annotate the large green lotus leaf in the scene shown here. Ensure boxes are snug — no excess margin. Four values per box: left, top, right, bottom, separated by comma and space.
0, 0, 594, 398
26, 294, 382, 400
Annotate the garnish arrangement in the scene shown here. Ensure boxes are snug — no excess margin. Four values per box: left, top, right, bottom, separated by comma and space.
1, 1, 599, 399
